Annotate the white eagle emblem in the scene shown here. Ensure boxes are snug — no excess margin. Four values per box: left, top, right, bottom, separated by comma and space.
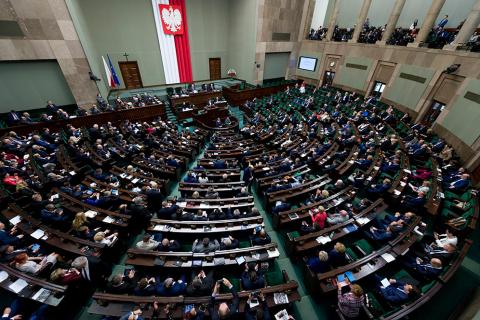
161, 6, 182, 33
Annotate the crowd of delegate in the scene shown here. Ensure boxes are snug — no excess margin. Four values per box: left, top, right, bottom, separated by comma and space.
0, 79, 476, 319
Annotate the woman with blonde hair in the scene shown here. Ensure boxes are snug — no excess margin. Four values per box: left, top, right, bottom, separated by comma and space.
338, 282, 365, 318
72, 212, 87, 231
94, 231, 118, 246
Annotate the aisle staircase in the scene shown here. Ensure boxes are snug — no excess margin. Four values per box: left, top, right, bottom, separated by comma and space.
229, 106, 245, 128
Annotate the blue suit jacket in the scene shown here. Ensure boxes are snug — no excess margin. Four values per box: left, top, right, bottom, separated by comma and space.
0, 230, 20, 245
380, 281, 409, 303
156, 282, 186, 296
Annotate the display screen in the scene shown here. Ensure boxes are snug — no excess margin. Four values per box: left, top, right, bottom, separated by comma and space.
298, 56, 317, 71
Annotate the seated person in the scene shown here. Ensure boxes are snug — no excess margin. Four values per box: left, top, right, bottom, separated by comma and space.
382, 211, 415, 226
186, 270, 214, 296
136, 234, 161, 250
50, 267, 82, 285
205, 187, 219, 199
367, 178, 391, 196
409, 180, 431, 194
365, 219, 406, 241
40, 204, 68, 225
156, 276, 186, 296
133, 277, 156, 296
327, 210, 350, 225
402, 255, 443, 277
401, 191, 426, 210
353, 198, 371, 213
271, 198, 291, 215
106, 269, 138, 294
157, 238, 181, 252
184, 172, 198, 183
208, 278, 239, 319
0, 223, 23, 245
241, 263, 265, 290
329, 242, 348, 267
444, 173, 470, 193
307, 250, 330, 273
219, 236, 239, 250
192, 237, 220, 253
337, 282, 365, 319
433, 229, 457, 247
374, 275, 419, 304
252, 228, 271, 246
422, 242, 457, 262
245, 291, 270, 320
14, 252, 58, 275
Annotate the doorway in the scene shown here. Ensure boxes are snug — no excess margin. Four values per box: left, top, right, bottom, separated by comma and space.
118, 61, 143, 89
323, 71, 335, 86
372, 81, 386, 98
423, 100, 446, 127
209, 58, 221, 80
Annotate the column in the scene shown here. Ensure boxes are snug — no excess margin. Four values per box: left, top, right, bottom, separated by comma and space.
444, 0, 480, 50
349, 0, 373, 43
325, 0, 340, 41
408, 0, 446, 47
377, 0, 406, 45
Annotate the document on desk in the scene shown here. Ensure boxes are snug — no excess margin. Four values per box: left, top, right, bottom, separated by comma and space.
9, 215, 21, 226
103, 216, 114, 223
84, 210, 98, 218
316, 236, 331, 244
380, 278, 390, 288
356, 217, 370, 225
381, 252, 395, 263
0, 271, 8, 283
273, 292, 289, 305
32, 288, 51, 302
9, 278, 28, 293
393, 189, 401, 196
31, 229, 45, 239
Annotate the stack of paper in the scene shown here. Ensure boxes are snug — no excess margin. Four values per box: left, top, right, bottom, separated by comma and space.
103, 216, 114, 223
381, 252, 395, 263
316, 236, 331, 244
9, 278, 28, 294
9, 215, 21, 226
31, 229, 45, 239
357, 217, 370, 225
84, 210, 98, 218
273, 292, 289, 305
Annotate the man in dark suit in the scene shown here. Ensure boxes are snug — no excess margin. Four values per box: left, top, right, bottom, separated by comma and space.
208, 278, 239, 320
375, 275, 419, 304
7, 110, 20, 126
402, 256, 443, 277
444, 174, 470, 193
157, 238, 181, 252
0, 223, 23, 245
106, 270, 137, 294
367, 178, 391, 196
243, 165, 254, 192
401, 191, 426, 211
241, 263, 265, 290
156, 276, 186, 296
46, 100, 58, 114
252, 229, 271, 246
186, 270, 214, 296
72, 255, 110, 284
328, 242, 348, 267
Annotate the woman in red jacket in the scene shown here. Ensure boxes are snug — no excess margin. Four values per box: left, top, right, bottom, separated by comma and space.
309, 206, 327, 229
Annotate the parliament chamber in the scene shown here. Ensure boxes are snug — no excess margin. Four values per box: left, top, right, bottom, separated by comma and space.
1, 0, 480, 319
